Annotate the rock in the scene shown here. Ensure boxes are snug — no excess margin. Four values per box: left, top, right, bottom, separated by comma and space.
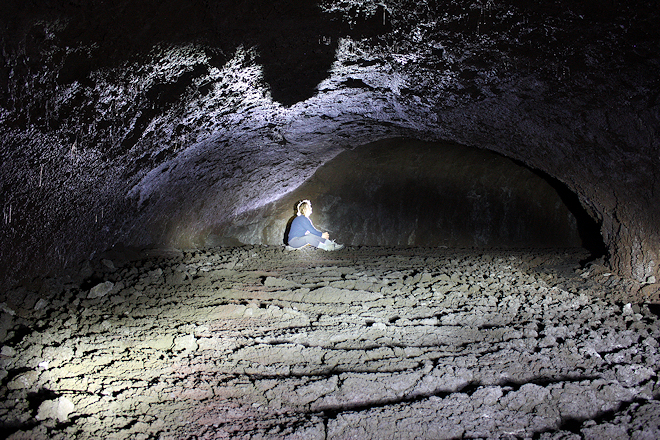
623, 303, 634, 315
264, 276, 300, 288
472, 386, 503, 406
41, 346, 75, 368
35, 396, 75, 422
615, 364, 656, 387
149, 335, 175, 350
110, 294, 125, 304
2, 247, 660, 438
581, 421, 629, 439
166, 270, 187, 285
34, 298, 49, 311
0, 315, 13, 343
0, 302, 16, 316
419, 317, 439, 326
7, 370, 40, 390
174, 334, 198, 352
5, 425, 49, 440
1, 346, 16, 357
639, 283, 660, 301
148, 268, 163, 281
101, 259, 116, 271
79, 260, 94, 281
88, 281, 114, 299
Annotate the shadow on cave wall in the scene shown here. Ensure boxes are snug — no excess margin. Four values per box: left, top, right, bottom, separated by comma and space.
523, 165, 607, 259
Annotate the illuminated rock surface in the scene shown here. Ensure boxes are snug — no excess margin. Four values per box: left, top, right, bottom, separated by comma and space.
1, 246, 659, 438
0, 0, 659, 288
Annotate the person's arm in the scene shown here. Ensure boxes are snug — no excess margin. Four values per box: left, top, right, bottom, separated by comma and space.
303, 217, 323, 237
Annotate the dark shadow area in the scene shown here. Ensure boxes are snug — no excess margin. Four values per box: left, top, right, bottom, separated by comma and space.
26, 388, 60, 413
648, 304, 660, 318
282, 201, 303, 245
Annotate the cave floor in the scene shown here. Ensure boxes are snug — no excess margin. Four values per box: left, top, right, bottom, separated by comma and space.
2, 246, 660, 439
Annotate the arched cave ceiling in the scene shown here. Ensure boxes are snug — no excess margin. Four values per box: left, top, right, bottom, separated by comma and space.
0, 0, 659, 287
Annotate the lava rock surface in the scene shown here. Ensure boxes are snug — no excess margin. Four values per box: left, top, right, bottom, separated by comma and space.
1, 245, 659, 438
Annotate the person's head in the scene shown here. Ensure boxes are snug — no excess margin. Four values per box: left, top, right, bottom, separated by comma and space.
297, 199, 312, 217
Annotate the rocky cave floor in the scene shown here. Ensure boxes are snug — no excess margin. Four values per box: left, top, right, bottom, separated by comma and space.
1, 245, 660, 439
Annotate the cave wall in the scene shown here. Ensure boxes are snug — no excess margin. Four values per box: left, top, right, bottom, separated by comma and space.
0, 0, 659, 288
220, 138, 587, 249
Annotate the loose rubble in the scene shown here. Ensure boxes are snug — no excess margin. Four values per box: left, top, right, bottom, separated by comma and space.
1, 245, 659, 439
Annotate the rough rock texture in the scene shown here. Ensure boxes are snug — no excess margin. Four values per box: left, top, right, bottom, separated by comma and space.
1, 246, 659, 438
0, 1, 659, 286
223, 138, 602, 251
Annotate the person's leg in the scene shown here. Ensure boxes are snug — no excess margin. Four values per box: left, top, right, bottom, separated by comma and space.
319, 239, 344, 251
288, 235, 325, 249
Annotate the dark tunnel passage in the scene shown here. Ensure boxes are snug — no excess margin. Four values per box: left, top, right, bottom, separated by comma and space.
224, 138, 606, 256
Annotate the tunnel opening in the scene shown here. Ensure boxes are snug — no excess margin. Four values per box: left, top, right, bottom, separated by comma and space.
239, 138, 605, 258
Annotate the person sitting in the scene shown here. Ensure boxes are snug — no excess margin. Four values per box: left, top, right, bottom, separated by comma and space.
287, 200, 344, 251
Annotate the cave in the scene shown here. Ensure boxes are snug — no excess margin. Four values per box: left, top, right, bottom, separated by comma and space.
1, 1, 659, 438
220, 137, 605, 252
1, 0, 659, 286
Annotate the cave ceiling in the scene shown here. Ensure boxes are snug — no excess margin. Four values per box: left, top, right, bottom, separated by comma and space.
0, 0, 659, 286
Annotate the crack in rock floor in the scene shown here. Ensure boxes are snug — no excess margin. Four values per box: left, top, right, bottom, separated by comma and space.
1, 246, 659, 439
